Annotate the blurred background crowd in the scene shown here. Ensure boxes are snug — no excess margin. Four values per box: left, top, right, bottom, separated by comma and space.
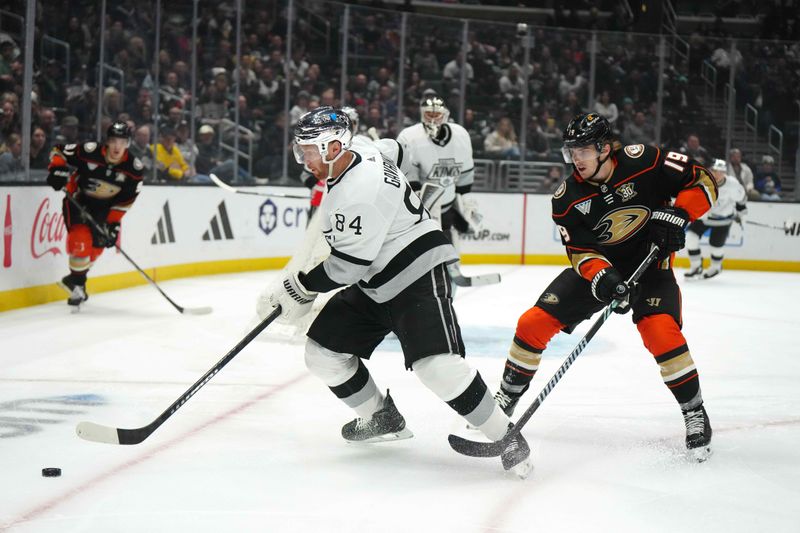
0, 0, 797, 201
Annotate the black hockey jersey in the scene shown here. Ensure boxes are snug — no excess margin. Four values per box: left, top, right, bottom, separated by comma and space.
51, 142, 144, 225
552, 144, 718, 280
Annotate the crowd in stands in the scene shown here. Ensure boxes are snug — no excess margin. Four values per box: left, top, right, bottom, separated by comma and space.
0, 0, 796, 200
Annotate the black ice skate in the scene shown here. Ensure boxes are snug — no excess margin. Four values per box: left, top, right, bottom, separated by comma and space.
683, 405, 712, 462
702, 266, 721, 280
57, 275, 88, 308
494, 389, 521, 417
500, 427, 533, 479
341, 391, 413, 443
684, 266, 704, 280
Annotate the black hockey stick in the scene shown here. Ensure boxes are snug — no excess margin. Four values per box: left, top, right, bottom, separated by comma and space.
76, 306, 282, 444
746, 220, 792, 231
209, 173, 310, 199
448, 245, 660, 458
64, 193, 212, 315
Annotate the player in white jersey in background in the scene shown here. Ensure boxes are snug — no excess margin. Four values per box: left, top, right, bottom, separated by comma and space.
258, 107, 531, 476
397, 95, 482, 283
685, 158, 747, 279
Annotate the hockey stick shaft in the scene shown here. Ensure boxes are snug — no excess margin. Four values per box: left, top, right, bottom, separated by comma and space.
64, 193, 212, 315
448, 245, 660, 457
209, 173, 310, 199
745, 220, 787, 231
76, 306, 282, 445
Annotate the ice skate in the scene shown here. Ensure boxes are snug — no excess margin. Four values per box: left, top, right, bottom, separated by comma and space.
684, 265, 704, 280
342, 391, 413, 443
683, 405, 712, 462
702, 266, 721, 280
500, 429, 532, 479
58, 275, 88, 309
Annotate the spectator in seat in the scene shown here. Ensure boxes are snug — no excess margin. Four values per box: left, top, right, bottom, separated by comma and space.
759, 177, 781, 201
0, 132, 23, 180
756, 155, 781, 195
29, 126, 50, 169
594, 90, 619, 127
680, 133, 710, 167
153, 127, 190, 182
623, 111, 655, 146
129, 125, 154, 175
484, 117, 521, 158
727, 148, 757, 199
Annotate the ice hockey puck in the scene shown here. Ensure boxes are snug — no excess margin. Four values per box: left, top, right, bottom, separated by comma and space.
42, 467, 61, 477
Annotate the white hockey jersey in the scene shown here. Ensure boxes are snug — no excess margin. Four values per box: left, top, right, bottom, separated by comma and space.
305, 144, 458, 303
396, 123, 475, 212
349, 135, 409, 175
703, 174, 747, 226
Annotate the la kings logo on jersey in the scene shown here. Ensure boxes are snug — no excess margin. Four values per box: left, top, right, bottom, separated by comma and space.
427, 158, 462, 187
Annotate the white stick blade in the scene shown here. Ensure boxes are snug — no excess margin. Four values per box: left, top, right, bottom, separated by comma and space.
76, 421, 120, 444
209, 173, 237, 192
183, 306, 213, 315
469, 273, 502, 286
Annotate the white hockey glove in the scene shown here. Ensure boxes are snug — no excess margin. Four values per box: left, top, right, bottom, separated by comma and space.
457, 193, 483, 234
256, 272, 317, 324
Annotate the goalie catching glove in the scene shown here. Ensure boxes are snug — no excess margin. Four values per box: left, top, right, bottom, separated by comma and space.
591, 267, 637, 314
649, 206, 689, 260
456, 193, 483, 234
257, 272, 317, 324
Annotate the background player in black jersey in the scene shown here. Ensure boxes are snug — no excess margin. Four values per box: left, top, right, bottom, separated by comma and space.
46, 122, 144, 307
493, 113, 718, 461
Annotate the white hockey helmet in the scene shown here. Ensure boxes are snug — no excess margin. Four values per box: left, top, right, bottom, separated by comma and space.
292, 106, 353, 167
341, 106, 359, 135
420, 95, 450, 139
711, 158, 727, 172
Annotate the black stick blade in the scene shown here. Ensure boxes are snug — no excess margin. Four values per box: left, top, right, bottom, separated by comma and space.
448, 434, 507, 458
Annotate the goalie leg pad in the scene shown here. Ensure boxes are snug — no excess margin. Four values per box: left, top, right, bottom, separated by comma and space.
305, 339, 383, 419
413, 354, 509, 441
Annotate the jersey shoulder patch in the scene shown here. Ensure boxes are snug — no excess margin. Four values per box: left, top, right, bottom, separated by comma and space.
623, 144, 645, 158
83, 142, 98, 153
132, 157, 144, 171
553, 180, 567, 199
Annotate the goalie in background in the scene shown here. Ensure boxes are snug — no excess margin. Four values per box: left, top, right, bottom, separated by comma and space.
396, 93, 488, 288
258, 107, 531, 477
684, 158, 748, 280
46, 122, 144, 307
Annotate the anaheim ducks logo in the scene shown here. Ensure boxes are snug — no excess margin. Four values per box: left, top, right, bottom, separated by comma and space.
593, 206, 651, 245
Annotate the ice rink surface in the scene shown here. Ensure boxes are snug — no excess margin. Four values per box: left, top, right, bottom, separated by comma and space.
2, 265, 799, 532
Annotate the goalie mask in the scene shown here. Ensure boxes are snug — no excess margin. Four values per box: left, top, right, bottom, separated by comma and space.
293, 106, 353, 177
420, 96, 450, 139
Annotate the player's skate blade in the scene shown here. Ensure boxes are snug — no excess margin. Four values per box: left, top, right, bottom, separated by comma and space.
344, 427, 414, 444
690, 445, 712, 463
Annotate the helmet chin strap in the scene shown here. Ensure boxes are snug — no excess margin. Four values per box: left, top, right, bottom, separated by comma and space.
321, 142, 347, 179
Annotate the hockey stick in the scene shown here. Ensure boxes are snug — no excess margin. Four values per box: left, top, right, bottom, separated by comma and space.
209, 173, 310, 199
450, 264, 502, 287
64, 193, 212, 315
448, 245, 660, 458
746, 220, 792, 231
76, 306, 282, 445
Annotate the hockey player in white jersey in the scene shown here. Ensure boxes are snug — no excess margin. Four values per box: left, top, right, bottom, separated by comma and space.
258, 107, 531, 476
396, 95, 491, 287
685, 158, 747, 279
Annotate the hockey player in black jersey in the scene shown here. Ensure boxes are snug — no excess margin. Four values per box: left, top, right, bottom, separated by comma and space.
493, 113, 718, 461
47, 121, 144, 307
258, 107, 531, 476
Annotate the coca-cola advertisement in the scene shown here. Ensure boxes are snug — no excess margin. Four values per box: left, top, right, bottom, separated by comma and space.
30, 196, 66, 259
